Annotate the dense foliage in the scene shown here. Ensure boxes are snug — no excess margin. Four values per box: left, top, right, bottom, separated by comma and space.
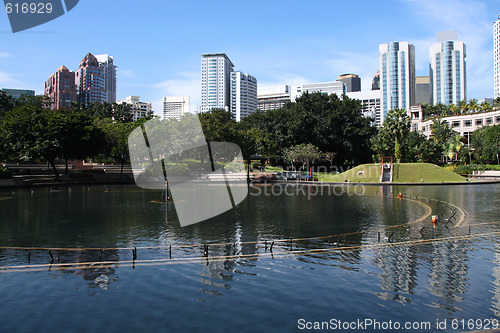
1, 89, 498, 182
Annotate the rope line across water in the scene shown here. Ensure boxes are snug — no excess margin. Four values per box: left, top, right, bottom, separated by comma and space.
1, 230, 499, 273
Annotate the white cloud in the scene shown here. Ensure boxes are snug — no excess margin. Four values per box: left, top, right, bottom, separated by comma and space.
150, 72, 200, 116
0, 52, 13, 59
0, 71, 23, 87
403, 0, 494, 98
118, 69, 135, 78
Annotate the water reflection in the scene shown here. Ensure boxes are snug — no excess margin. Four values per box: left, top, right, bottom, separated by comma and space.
492, 244, 500, 317
1, 183, 500, 331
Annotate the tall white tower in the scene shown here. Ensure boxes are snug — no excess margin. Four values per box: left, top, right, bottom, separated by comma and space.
231, 72, 257, 122
201, 53, 234, 112
379, 41, 416, 123
95, 54, 117, 103
494, 15, 500, 99
429, 40, 466, 105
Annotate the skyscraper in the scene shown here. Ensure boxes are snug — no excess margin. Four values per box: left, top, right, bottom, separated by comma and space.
44, 65, 77, 110
75, 53, 105, 108
494, 15, 500, 99
95, 54, 117, 103
163, 96, 190, 120
231, 72, 257, 122
379, 41, 416, 123
337, 74, 361, 92
429, 40, 466, 105
201, 53, 234, 112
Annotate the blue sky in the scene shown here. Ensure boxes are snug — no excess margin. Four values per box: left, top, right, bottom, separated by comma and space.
0, 0, 497, 116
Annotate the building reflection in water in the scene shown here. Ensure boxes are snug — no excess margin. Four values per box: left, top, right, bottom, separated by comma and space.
198, 221, 259, 296
372, 238, 471, 313
492, 244, 500, 317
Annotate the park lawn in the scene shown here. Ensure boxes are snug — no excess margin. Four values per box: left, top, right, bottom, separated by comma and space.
316, 164, 381, 182
315, 163, 466, 183
393, 163, 465, 183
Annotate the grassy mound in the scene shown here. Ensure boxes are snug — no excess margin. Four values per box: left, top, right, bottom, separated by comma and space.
316, 163, 466, 183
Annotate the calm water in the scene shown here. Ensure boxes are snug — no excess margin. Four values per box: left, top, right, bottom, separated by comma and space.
0, 183, 499, 332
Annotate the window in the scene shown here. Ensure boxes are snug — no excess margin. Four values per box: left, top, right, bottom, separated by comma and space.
486, 117, 493, 125
475, 119, 483, 126
452, 121, 460, 127
464, 120, 472, 127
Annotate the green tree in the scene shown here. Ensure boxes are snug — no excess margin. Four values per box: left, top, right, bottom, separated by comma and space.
98, 119, 137, 181
84, 102, 134, 122
372, 108, 410, 163
0, 90, 14, 118
0, 100, 105, 180
470, 124, 500, 164
283, 143, 322, 171
242, 92, 375, 166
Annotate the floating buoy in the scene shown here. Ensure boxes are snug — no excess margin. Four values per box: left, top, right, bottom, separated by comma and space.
432, 215, 438, 224
397, 193, 402, 199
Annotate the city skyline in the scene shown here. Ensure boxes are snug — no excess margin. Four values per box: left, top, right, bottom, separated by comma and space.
0, 0, 497, 117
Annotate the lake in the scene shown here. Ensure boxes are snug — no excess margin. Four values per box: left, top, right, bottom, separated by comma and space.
0, 183, 499, 332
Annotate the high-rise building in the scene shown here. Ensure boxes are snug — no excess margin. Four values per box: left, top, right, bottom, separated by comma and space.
337, 74, 361, 92
75, 53, 105, 108
494, 15, 500, 99
44, 65, 77, 110
416, 76, 431, 105
95, 54, 117, 103
231, 72, 257, 122
372, 71, 380, 90
201, 53, 234, 112
379, 41, 416, 123
257, 85, 291, 112
429, 40, 466, 105
117, 96, 152, 121
163, 96, 190, 120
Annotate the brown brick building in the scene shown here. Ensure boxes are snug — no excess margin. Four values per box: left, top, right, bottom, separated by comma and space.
44, 65, 77, 110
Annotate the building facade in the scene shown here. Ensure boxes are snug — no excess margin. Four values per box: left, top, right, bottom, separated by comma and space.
1, 88, 35, 99
495, 15, 500, 99
201, 53, 234, 112
372, 71, 380, 90
163, 96, 190, 120
231, 72, 257, 122
75, 53, 105, 108
118, 96, 152, 122
429, 40, 466, 105
337, 74, 361, 92
379, 41, 416, 123
294, 81, 344, 100
416, 76, 431, 105
409, 106, 500, 146
346, 90, 381, 127
44, 65, 77, 110
94, 54, 117, 103
257, 85, 291, 112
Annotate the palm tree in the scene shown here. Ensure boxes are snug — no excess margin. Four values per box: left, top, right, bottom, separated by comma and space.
458, 100, 469, 114
480, 101, 492, 113
493, 97, 500, 110
468, 99, 479, 113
